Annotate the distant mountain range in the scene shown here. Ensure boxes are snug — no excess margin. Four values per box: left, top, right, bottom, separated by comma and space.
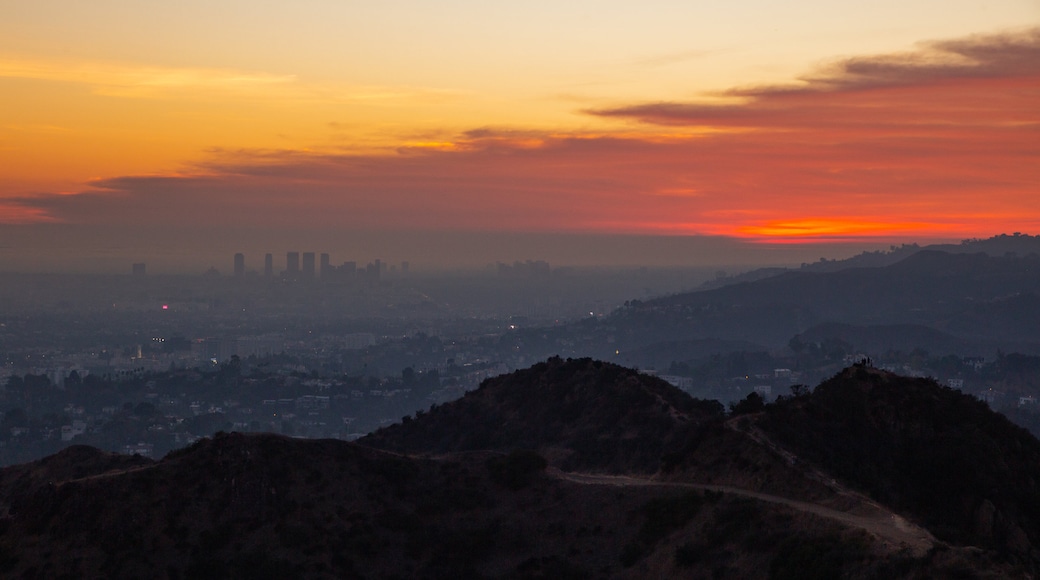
565, 242, 1040, 366
0, 357, 1036, 578
702, 233, 1040, 289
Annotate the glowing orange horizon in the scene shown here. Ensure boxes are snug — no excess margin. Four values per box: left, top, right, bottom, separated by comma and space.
1, 28, 1038, 247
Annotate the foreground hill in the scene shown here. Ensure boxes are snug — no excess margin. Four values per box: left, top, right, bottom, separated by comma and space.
0, 431, 998, 579
361, 356, 725, 473
367, 357, 1040, 574
0, 359, 1037, 577
757, 365, 1040, 565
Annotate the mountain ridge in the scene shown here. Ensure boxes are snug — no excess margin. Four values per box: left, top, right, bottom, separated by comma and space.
0, 358, 1037, 577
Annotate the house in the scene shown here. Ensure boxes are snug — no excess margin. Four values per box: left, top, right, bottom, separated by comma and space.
60, 420, 87, 441
123, 442, 154, 458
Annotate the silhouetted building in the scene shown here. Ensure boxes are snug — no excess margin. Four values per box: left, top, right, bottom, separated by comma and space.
131, 263, 146, 276
233, 253, 245, 277
286, 252, 300, 276
320, 253, 331, 279
498, 260, 550, 278
264, 253, 274, 277
340, 261, 357, 277
302, 252, 316, 279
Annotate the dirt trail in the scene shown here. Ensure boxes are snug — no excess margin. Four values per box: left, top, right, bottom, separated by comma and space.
551, 470, 936, 558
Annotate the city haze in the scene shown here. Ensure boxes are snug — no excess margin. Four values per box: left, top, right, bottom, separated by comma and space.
0, 224, 916, 274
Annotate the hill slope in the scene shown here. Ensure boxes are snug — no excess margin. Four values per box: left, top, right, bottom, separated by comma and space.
361, 356, 725, 473
757, 365, 1040, 567
0, 431, 994, 579
0, 360, 1038, 577
602, 250, 1040, 351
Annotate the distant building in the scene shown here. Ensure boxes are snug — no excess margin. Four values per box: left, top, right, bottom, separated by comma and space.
286, 252, 300, 276
364, 261, 381, 282
320, 253, 331, 279
660, 375, 693, 389
302, 252, 316, 279
233, 253, 245, 277
343, 333, 376, 350
131, 263, 146, 276
237, 334, 283, 358
123, 442, 154, 458
401, 261, 410, 274
264, 253, 274, 277
60, 420, 87, 442
192, 337, 238, 362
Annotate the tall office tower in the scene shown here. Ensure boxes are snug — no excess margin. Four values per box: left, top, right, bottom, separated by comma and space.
286, 252, 300, 276
131, 263, 146, 276
320, 253, 331, 279
302, 252, 316, 279
264, 253, 274, 277
233, 253, 245, 277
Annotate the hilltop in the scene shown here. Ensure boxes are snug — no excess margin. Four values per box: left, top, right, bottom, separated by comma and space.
0, 359, 1037, 577
362, 356, 725, 473
0, 431, 983, 579
757, 365, 1040, 562
366, 358, 1040, 574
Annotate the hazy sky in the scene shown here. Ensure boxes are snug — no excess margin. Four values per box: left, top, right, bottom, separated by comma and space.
1, 1, 1038, 270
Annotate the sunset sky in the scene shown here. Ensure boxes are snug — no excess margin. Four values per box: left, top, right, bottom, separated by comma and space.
1, 1, 1038, 271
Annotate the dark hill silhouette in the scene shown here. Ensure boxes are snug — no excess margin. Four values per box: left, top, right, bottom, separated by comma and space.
367, 357, 1040, 573
700, 233, 1040, 288
603, 250, 1040, 351
0, 430, 1005, 578
0, 361, 1035, 576
793, 322, 981, 356
758, 365, 1040, 568
361, 356, 725, 473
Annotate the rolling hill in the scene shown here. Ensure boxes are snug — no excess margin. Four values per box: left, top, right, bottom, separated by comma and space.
0, 359, 1037, 577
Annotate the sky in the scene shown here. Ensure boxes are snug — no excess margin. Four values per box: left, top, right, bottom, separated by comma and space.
1, 1, 1038, 271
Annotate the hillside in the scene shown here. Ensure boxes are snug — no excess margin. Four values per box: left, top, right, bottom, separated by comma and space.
369, 357, 1040, 573
756, 365, 1040, 567
700, 233, 1040, 288
601, 250, 1040, 351
0, 360, 1037, 577
0, 431, 997, 579
362, 356, 726, 473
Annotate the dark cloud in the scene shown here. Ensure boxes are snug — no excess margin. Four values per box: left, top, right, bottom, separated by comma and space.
589, 28, 1040, 125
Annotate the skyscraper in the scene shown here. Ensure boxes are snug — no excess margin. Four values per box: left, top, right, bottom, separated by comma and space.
320, 253, 331, 279
233, 253, 245, 277
302, 252, 316, 279
286, 252, 300, 276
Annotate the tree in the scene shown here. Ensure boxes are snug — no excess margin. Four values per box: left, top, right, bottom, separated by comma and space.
789, 384, 810, 398
729, 392, 765, 416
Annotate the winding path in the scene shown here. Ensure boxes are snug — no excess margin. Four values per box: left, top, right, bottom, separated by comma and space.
550, 469, 936, 558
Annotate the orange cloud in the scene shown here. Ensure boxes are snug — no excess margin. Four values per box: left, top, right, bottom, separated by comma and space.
5, 29, 1039, 243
